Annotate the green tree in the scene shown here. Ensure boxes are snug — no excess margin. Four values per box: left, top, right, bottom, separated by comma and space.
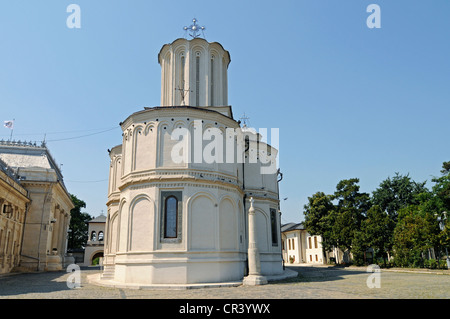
68, 194, 92, 250
303, 191, 336, 254
440, 161, 450, 175
331, 178, 371, 254
361, 205, 394, 266
372, 173, 428, 222
422, 161, 450, 264
393, 205, 439, 267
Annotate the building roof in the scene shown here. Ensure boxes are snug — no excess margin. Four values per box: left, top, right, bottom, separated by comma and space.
281, 222, 305, 233
0, 140, 70, 196
89, 214, 106, 223
158, 37, 231, 67
0, 140, 63, 177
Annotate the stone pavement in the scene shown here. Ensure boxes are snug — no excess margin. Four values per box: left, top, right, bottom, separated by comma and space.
0, 265, 449, 299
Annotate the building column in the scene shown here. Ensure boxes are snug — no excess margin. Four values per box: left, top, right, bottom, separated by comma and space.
57, 212, 65, 255
243, 197, 267, 286
51, 207, 60, 254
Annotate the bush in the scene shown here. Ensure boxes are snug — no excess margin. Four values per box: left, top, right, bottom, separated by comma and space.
424, 259, 437, 269
92, 257, 100, 265
439, 260, 449, 269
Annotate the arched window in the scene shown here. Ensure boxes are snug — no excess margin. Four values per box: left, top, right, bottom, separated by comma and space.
270, 208, 278, 246
210, 55, 214, 106
98, 231, 104, 241
91, 231, 97, 241
164, 196, 178, 238
180, 53, 185, 89
195, 53, 200, 106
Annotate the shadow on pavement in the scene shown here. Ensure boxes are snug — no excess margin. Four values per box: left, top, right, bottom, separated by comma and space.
0, 271, 70, 296
273, 265, 368, 284
0, 267, 101, 297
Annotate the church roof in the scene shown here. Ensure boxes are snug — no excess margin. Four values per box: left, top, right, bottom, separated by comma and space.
281, 222, 305, 232
89, 214, 107, 223
120, 105, 238, 129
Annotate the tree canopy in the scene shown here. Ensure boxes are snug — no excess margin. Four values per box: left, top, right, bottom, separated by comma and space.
68, 194, 92, 250
302, 161, 450, 268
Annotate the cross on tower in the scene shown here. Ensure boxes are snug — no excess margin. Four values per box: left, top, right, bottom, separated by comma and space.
239, 113, 250, 127
175, 86, 193, 106
183, 18, 206, 39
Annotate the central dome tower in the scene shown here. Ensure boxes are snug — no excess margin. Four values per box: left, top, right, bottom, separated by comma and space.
158, 38, 231, 107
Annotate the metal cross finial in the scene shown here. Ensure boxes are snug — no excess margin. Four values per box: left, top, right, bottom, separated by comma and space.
239, 113, 250, 127
183, 18, 206, 39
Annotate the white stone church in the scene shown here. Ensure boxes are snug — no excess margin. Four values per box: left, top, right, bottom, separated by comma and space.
91, 25, 294, 287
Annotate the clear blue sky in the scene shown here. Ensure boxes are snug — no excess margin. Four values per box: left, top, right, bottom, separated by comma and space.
1, 1, 449, 224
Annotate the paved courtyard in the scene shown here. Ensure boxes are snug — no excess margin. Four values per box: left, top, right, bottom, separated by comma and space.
0, 265, 449, 299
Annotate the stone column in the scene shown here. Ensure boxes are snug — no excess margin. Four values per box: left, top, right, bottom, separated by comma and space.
51, 207, 60, 254
243, 197, 267, 286
57, 212, 66, 255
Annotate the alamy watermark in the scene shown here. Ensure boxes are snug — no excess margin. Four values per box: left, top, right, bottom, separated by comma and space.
169, 120, 279, 175
66, 264, 81, 289
366, 4, 381, 29
66, 4, 81, 29
366, 264, 381, 288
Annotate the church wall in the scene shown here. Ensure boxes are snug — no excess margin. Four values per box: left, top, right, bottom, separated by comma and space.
189, 192, 216, 250
129, 195, 155, 252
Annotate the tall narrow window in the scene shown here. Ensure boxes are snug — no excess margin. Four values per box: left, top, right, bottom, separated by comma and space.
308, 237, 312, 249
314, 236, 318, 249
161, 191, 182, 242
180, 54, 185, 89
210, 56, 214, 106
164, 196, 178, 238
195, 54, 200, 106
270, 208, 278, 246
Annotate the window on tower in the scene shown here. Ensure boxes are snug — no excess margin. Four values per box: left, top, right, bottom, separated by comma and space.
164, 196, 178, 238
210, 55, 214, 106
196, 53, 200, 106
160, 191, 182, 242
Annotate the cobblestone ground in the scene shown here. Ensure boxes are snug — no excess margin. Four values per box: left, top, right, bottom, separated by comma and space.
0, 265, 449, 299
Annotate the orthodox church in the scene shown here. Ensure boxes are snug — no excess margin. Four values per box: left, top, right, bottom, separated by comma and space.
92, 21, 291, 287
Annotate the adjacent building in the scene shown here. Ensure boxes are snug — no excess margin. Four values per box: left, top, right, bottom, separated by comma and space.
82, 214, 106, 266
0, 140, 74, 272
0, 157, 30, 274
281, 222, 325, 265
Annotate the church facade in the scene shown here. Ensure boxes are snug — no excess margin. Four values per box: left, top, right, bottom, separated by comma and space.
98, 36, 284, 286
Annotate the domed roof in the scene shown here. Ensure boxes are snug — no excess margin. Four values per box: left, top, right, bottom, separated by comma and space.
158, 37, 231, 67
